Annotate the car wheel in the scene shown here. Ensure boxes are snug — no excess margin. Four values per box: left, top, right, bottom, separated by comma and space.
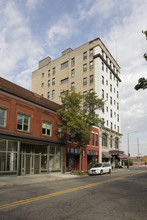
109, 169, 111, 174
100, 170, 103, 175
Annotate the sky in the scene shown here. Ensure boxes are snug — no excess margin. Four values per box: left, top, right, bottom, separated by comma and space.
0, 0, 147, 157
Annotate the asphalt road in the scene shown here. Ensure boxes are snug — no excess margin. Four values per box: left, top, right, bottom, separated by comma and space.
0, 167, 147, 220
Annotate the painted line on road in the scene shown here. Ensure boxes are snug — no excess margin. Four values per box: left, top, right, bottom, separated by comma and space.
0, 170, 147, 211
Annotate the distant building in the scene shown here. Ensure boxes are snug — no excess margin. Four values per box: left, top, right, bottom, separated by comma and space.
32, 37, 122, 164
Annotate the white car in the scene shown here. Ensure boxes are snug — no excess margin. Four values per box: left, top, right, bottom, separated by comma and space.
88, 162, 112, 175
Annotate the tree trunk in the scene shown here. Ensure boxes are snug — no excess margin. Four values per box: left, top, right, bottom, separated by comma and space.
80, 147, 82, 171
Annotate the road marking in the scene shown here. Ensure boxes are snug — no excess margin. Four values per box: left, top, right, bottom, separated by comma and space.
0, 170, 146, 210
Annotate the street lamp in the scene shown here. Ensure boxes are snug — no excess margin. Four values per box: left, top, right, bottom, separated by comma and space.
137, 137, 140, 166
127, 131, 138, 168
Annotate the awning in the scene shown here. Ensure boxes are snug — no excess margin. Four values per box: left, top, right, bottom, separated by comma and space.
118, 155, 128, 159
102, 152, 112, 159
109, 150, 124, 155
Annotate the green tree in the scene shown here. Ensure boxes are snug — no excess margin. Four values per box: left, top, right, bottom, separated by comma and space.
57, 90, 104, 170
134, 30, 147, 90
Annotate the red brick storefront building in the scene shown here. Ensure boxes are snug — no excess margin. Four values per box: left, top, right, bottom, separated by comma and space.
0, 77, 99, 175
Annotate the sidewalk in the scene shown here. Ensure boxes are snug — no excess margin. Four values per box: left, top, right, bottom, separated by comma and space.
0, 166, 139, 189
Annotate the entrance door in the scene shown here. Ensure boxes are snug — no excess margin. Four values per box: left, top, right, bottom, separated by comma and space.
34, 155, 40, 174
26, 155, 31, 174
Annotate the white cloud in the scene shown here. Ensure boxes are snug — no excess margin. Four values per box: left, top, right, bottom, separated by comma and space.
0, 1, 44, 89
46, 15, 79, 47
26, 0, 43, 11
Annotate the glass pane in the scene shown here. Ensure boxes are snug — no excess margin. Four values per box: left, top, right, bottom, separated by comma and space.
35, 146, 40, 154
7, 152, 17, 171
17, 124, 22, 130
41, 147, 47, 154
47, 129, 50, 136
0, 118, 4, 126
42, 128, 46, 134
41, 155, 47, 169
0, 139, 6, 151
0, 152, 6, 171
49, 155, 55, 170
24, 116, 28, 124
8, 141, 17, 151
50, 146, 55, 154
17, 114, 22, 124
23, 124, 28, 131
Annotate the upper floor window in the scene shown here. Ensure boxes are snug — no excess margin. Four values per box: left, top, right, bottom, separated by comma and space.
92, 133, 94, 146
102, 133, 107, 147
83, 77, 87, 86
71, 69, 75, 78
90, 89, 94, 93
115, 138, 119, 149
42, 73, 44, 78
110, 72, 112, 79
52, 90, 55, 99
102, 76, 104, 84
48, 70, 51, 77
47, 91, 50, 99
90, 75, 93, 84
71, 82, 75, 89
102, 89, 104, 99
0, 108, 7, 127
42, 121, 52, 136
41, 83, 44, 88
110, 84, 112, 92
71, 57, 75, 66
48, 80, 50, 87
117, 91, 119, 98
89, 61, 93, 69
52, 78, 55, 85
110, 135, 112, 148
96, 134, 98, 146
58, 125, 62, 139
83, 63, 87, 72
17, 114, 30, 132
83, 51, 87, 60
61, 77, 69, 84
61, 61, 68, 70
89, 48, 93, 57
102, 62, 104, 71
53, 67, 56, 75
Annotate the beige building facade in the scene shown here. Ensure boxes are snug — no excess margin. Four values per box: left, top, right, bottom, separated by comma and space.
32, 37, 122, 166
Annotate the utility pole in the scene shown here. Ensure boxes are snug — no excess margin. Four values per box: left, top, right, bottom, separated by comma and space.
137, 137, 140, 166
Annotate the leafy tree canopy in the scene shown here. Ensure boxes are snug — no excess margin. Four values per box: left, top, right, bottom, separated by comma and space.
57, 90, 104, 148
135, 30, 147, 91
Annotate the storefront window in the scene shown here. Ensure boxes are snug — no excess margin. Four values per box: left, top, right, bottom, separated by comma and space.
41, 155, 47, 169
0, 139, 18, 172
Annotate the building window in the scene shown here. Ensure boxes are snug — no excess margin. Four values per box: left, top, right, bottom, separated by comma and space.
0, 108, 7, 127
117, 126, 119, 132
117, 80, 119, 87
110, 97, 112, 105
117, 91, 119, 98
71, 69, 75, 78
41, 83, 44, 88
106, 93, 108, 100
106, 80, 108, 85
53, 67, 56, 75
110, 109, 113, 118
83, 104, 87, 113
110, 72, 112, 79
110, 84, 112, 92
52, 90, 55, 99
107, 120, 109, 126
106, 106, 108, 112
83, 77, 87, 86
61, 77, 69, 84
83, 51, 87, 60
83, 91, 87, 96
71, 57, 75, 66
58, 125, 62, 139
89, 61, 93, 69
61, 61, 68, 70
111, 122, 113, 130
90, 89, 94, 93
90, 75, 93, 84
115, 138, 119, 149
47, 92, 50, 99
102, 62, 104, 71
102, 133, 107, 147
60, 92, 64, 97
102, 76, 104, 84
48, 70, 51, 77
41, 94, 43, 97
42, 73, 44, 78
117, 103, 119, 110
102, 89, 104, 99
71, 82, 75, 89
83, 63, 87, 72
106, 67, 108, 73
17, 114, 30, 132
96, 134, 98, 146
52, 78, 55, 85
92, 133, 94, 146
110, 136, 112, 148
48, 80, 50, 87
42, 121, 52, 136
117, 114, 119, 122
89, 48, 93, 57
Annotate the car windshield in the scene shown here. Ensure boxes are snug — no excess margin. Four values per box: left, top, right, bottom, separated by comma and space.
92, 163, 102, 168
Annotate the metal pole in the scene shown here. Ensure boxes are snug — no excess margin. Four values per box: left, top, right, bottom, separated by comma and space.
137, 137, 140, 166
127, 133, 130, 168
